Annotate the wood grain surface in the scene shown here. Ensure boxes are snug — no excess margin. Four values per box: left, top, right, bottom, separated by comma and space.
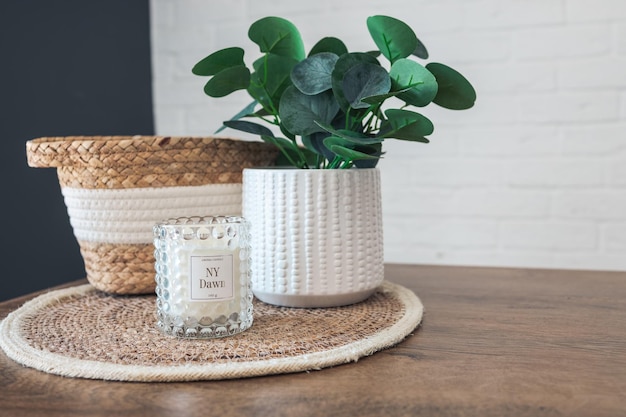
1, 264, 625, 417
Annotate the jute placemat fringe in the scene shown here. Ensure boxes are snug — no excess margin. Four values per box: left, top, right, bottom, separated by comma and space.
0, 282, 423, 382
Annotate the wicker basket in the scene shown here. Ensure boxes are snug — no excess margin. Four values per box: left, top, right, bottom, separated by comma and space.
26, 136, 278, 295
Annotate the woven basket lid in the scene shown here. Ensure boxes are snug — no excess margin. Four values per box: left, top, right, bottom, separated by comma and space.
25, 135, 279, 189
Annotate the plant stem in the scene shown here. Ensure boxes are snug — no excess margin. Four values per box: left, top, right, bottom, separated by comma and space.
339, 160, 353, 169
316, 154, 325, 169
328, 155, 343, 169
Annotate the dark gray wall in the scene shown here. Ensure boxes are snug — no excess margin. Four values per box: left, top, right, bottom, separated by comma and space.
0, 1, 154, 301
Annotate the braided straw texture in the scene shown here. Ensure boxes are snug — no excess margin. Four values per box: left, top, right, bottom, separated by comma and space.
26, 135, 278, 189
25, 136, 278, 295
0, 281, 423, 382
78, 242, 154, 295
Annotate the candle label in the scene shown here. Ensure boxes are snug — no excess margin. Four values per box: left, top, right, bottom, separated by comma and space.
189, 254, 234, 301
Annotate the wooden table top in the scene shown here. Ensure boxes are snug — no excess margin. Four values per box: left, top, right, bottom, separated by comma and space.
1, 264, 625, 417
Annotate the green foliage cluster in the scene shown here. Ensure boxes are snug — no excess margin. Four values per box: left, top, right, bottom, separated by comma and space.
193, 15, 476, 169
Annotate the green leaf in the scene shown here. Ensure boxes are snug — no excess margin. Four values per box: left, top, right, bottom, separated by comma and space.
413, 41, 429, 60
279, 123, 296, 140
384, 109, 433, 139
426, 62, 476, 110
252, 53, 298, 75
326, 140, 381, 161
314, 121, 383, 145
300, 147, 320, 167
331, 52, 380, 111
279, 86, 340, 136
309, 37, 348, 57
342, 62, 391, 109
248, 17, 305, 61
385, 108, 433, 128
367, 15, 418, 64
323, 136, 382, 168
390, 59, 438, 107
261, 135, 305, 168
324, 136, 381, 157
223, 120, 275, 137
203, 65, 251, 97
360, 86, 414, 105
291, 52, 339, 95
354, 142, 382, 168
260, 135, 296, 153
253, 107, 272, 117
303, 115, 351, 161
215, 100, 258, 133
261, 135, 317, 168
302, 132, 328, 156
192, 47, 245, 76
248, 54, 296, 112
382, 109, 433, 142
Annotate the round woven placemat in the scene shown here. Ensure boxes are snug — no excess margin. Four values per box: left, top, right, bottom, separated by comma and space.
0, 282, 423, 382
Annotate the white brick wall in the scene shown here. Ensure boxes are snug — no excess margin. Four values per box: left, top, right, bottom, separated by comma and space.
150, 0, 626, 271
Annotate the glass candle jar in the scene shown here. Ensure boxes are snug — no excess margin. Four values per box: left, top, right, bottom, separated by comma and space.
153, 216, 253, 338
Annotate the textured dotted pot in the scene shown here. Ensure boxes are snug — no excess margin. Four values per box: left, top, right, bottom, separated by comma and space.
242, 168, 384, 308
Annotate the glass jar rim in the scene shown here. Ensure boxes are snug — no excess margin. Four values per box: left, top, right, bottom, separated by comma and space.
155, 215, 247, 228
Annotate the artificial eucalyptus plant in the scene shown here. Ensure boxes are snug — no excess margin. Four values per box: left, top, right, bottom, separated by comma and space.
193, 15, 476, 169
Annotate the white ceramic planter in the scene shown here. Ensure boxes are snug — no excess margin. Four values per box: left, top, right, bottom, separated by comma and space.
242, 168, 384, 307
